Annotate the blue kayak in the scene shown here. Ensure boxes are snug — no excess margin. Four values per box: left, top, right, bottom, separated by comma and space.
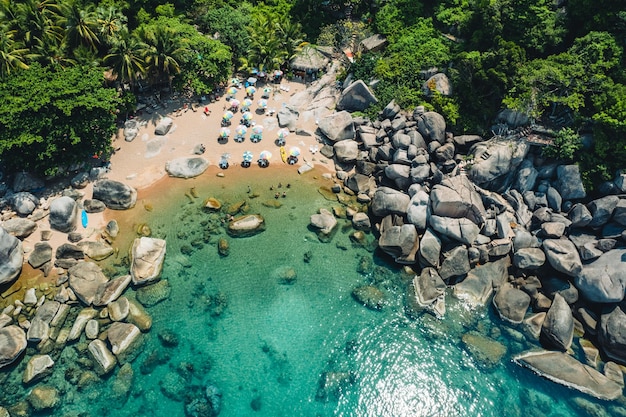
81, 209, 88, 228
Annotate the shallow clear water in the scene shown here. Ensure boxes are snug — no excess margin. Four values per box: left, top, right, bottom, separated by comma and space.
0, 167, 621, 416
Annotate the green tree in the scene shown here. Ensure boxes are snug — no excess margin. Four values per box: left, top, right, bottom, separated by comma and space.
58, 1, 100, 51
0, 63, 120, 176
95, 5, 127, 46
136, 18, 184, 87
103, 29, 146, 88
198, 4, 251, 64
0, 29, 29, 77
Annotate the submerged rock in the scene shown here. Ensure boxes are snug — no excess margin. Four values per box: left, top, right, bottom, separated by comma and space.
136, 279, 171, 307
462, 331, 507, 368
0, 326, 27, 369
131, 237, 167, 286
352, 285, 385, 310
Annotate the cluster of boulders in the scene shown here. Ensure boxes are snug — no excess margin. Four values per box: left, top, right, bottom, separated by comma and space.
309, 93, 626, 400
0, 175, 170, 413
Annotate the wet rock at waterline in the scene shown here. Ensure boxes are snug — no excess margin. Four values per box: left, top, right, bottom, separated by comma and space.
0, 326, 27, 369
0, 227, 23, 285
130, 237, 167, 286
92, 179, 137, 210
227, 214, 266, 237
165, 157, 209, 178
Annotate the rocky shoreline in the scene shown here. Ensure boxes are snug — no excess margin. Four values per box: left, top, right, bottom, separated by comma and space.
1, 70, 625, 414
307, 91, 626, 401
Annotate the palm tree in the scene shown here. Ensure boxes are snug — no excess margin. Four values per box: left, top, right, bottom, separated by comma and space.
275, 16, 307, 61
0, 29, 28, 77
104, 31, 146, 89
58, 1, 99, 51
95, 5, 126, 46
244, 14, 286, 72
30, 34, 75, 68
138, 25, 183, 88
12, 0, 63, 50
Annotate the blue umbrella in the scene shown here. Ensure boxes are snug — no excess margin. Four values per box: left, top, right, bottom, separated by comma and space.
243, 151, 253, 162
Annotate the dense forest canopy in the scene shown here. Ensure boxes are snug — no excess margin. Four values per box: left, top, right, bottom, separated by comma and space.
0, 0, 624, 187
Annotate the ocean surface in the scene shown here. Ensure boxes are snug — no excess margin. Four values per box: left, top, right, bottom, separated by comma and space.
0, 166, 621, 416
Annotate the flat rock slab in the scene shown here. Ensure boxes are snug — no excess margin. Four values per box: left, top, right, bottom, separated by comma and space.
165, 157, 209, 178
514, 350, 622, 400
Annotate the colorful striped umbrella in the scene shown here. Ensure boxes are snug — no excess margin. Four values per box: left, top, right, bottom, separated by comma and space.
242, 112, 253, 121
246, 86, 256, 95
227, 86, 238, 95
289, 146, 301, 157
243, 151, 253, 162
235, 125, 248, 136
277, 128, 290, 139
257, 99, 268, 109
230, 99, 240, 108
243, 98, 253, 108
219, 127, 230, 138
259, 150, 272, 160
222, 110, 234, 120
252, 125, 264, 134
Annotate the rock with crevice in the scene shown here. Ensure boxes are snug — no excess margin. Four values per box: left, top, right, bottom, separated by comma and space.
130, 237, 167, 286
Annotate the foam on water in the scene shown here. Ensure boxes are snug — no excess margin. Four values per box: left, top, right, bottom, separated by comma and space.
0, 167, 620, 416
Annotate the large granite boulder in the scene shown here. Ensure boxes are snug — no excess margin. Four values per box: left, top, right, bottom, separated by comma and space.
28, 242, 52, 269
453, 257, 509, 306
405, 268, 446, 317
415, 111, 446, 144
165, 157, 209, 179
155, 117, 173, 135
88, 339, 117, 375
92, 180, 137, 210
599, 304, 626, 366
513, 248, 546, 270
378, 221, 418, 264
0, 227, 23, 286
277, 106, 299, 131
49, 196, 77, 233
317, 111, 355, 142
512, 160, 538, 193
371, 187, 410, 217
493, 283, 531, 324
514, 350, 622, 400
78, 241, 114, 261
93, 274, 132, 306
422, 73, 452, 97
540, 293, 574, 351
227, 214, 266, 237
333, 140, 359, 163
310, 209, 337, 236
107, 322, 142, 363
10, 192, 39, 216
439, 245, 470, 281
12, 172, 44, 192
429, 215, 480, 246
542, 238, 582, 277
430, 176, 486, 225
575, 249, 626, 303
23, 354, 54, 384
418, 228, 441, 268
461, 331, 507, 369
68, 262, 109, 305
554, 165, 586, 200
407, 189, 429, 231
467, 138, 529, 192
131, 237, 166, 286
0, 325, 27, 369
1, 218, 37, 239
336, 80, 378, 112
587, 195, 619, 228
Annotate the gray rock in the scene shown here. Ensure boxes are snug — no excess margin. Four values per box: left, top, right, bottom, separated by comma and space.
546, 186, 562, 212
381, 100, 401, 119
0, 325, 27, 369
543, 276, 578, 305
452, 135, 483, 148
513, 248, 545, 269
493, 283, 531, 324
1, 218, 37, 239
453, 257, 509, 306
514, 350, 622, 400
575, 249, 626, 303
277, 106, 299, 131
495, 109, 529, 128
599, 305, 626, 366
165, 157, 209, 179
154, 117, 173, 135
78, 241, 114, 261
71, 171, 90, 189
434, 142, 455, 162
93, 274, 132, 306
468, 138, 529, 192
26, 317, 49, 343
34, 301, 60, 324
83, 199, 106, 213
415, 111, 446, 143
93, 180, 137, 210
512, 160, 538, 193
107, 322, 142, 363
88, 339, 117, 375
336, 80, 378, 112
391, 132, 411, 149
568, 203, 592, 228
68, 262, 109, 305
540, 221, 565, 238
310, 209, 337, 235
334, 140, 359, 163
345, 173, 375, 195
351, 212, 371, 230
352, 285, 385, 310
418, 228, 441, 268
429, 215, 480, 246
405, 268, 446, 317
408, 130, 427, 149
49, 196, 77, 233
0, 227, 23, 286
23, 354, 54, 384
317, 111, 355, 142
407, 189, 429, 230
555, 165, 586, 200
587, 195, 619, 228
10, 192, 38, 216
378, 221, 418, 264
422, 73, 452, 97
131, 237, 167, 286
439, 245, 470, 281
56, 243, 84, 261
371, 187, 410, 217
612, 199, 626, 226
542, 238, 582, 277
12, 172, 44, 192
541, 293, 573, 351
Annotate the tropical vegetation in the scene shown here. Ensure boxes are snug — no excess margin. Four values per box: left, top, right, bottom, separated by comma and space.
0, 0, 624, 187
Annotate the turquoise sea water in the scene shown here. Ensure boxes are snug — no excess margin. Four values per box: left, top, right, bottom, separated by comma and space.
1, 167, 622, 416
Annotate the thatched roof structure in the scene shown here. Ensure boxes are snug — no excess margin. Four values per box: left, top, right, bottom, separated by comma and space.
290, 46, 332, 72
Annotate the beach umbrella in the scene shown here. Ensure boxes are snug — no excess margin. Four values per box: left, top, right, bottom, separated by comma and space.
230, 78, 239, 85
219, 127, 230, 138
258, 99, 268, 109
243, 151, 253, 162
252, 125, 264, 135
230, 99, 240, 108
264, 86, 272, 94
227, 86, 238, 95
219, 153, 230, 169
277, 128, 290, 139
251, 68, 259, 75
259, 150, 272, 160
235, 125, 248, 136
247, 77, 257, 85
274, 69, 283, 77
243, 98, 253, 108
258, 71, 266, 78
289, 146, 301, 157
222, 110, 234, 120
246, 86, 256, 95
242, 112, 253, 121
